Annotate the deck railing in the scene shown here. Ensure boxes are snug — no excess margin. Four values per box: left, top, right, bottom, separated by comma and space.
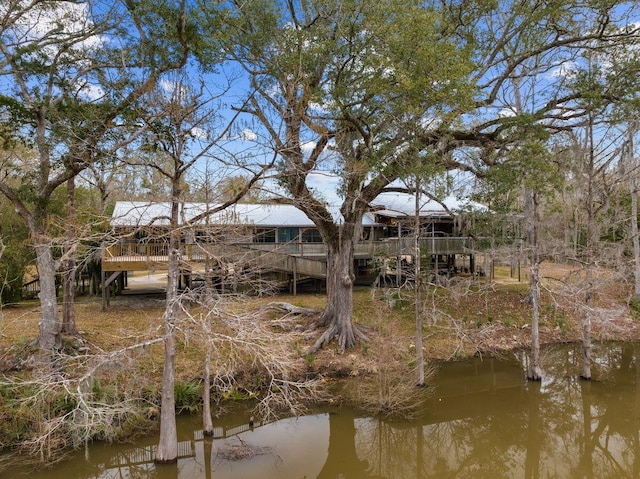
103, 241, 169, 259
103, 236, 473, 263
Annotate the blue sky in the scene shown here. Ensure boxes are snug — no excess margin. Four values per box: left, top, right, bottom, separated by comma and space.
3, 0, 640, 208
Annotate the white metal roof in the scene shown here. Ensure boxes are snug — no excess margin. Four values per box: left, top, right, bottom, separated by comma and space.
111, 194, 483, 228
111, 201, 380, 228
370, 192, 486, 219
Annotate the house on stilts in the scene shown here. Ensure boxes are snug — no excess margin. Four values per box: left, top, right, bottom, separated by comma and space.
100, 193, 482, 308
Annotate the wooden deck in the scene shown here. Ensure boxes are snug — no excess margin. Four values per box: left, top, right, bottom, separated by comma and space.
101, 237, 474, 278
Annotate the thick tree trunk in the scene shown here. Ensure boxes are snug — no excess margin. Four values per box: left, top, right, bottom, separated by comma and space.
155, 200, 180, 463
35, 239, 61, 352
581, 112, 596, 381
311, 233, 365, 353
155, 322, 177, 462
62, 176, 77, 334
628, 126, 640, 302
415, 180, 425, 386
155, 246, 179, 462
202, 344, 214, 436
525, 189, 542, 381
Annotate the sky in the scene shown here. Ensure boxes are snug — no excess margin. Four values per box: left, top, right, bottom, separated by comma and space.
3, 0, 640, 209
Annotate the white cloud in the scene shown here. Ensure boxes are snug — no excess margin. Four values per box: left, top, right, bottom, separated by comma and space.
159, 79, 177, 93
301, 141, 317, 153
241, 129, 257, 141
498, 108, 516, 118
159, 79, 191, 99
548, 60, 579, 80
308, 101, 332, 115
306, 170, 341, 206
190, 127, 208, 139
75, 82, 104, 101
307, 170, 338, 186
3, 2, 104, 61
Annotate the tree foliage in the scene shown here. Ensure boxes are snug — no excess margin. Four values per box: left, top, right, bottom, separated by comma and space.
0, 0, 193, 352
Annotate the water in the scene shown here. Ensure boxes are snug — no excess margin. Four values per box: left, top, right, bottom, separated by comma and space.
6, 342, 640, 478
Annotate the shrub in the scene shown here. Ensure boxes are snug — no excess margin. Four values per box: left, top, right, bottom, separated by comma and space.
174, 380, 203, 414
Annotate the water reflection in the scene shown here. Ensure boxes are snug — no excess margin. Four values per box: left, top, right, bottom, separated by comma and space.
9, 343, 640, 478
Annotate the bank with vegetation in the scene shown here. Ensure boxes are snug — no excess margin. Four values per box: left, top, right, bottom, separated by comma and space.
1, 264, 639, 468
2, 0, 640, 469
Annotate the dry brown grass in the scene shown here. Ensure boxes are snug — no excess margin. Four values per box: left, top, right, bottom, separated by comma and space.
2, 262, 639, 382
2, 261, 639, 468
2, 262, 640, 468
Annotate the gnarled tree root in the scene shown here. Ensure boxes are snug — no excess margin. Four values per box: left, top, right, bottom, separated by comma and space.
309, 323, 369, 354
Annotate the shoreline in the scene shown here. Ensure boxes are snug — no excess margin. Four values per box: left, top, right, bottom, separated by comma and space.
2, 270, 640, 464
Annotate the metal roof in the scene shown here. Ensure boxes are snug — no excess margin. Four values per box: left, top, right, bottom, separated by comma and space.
111, 201, 380, 228
111, 194, 483, 228
370, 192, 486, 219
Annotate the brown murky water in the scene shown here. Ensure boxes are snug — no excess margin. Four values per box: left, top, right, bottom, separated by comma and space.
7, 342, 640, 478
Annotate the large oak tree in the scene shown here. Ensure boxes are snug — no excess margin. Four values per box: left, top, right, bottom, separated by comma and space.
203, 0, 639, 352
206, 0, 474, 351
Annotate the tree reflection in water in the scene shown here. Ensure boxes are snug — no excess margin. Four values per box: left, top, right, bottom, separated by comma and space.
8, 343, 640, 479
346, 345, 640, 479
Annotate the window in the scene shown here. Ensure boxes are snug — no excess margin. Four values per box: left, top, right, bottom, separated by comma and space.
254, 228, 276, 243
301, 228, 322, 243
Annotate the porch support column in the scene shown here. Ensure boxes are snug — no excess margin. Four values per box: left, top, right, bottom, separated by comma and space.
101, 270, 106, 311
292, 256, 297, 296
101, 271, 121, 312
